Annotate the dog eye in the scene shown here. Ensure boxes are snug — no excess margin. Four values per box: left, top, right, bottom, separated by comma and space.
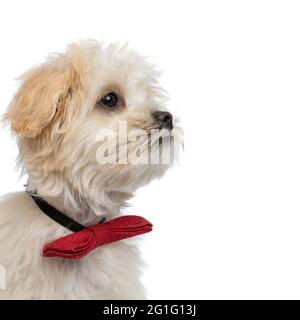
101, 92, 118, 108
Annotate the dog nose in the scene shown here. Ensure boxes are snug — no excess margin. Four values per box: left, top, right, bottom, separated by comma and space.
152, 111, 173, 130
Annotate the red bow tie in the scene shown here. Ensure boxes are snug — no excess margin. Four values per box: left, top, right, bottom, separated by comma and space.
43, 216, 153, 259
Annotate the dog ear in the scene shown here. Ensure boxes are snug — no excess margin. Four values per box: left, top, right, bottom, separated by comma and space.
4, 55, 84, 138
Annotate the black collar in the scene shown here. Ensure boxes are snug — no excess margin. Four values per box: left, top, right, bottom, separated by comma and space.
31, 195, 85, 232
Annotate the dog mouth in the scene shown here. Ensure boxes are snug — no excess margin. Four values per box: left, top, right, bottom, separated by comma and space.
152, 123, 173, 131
145, 120, 175, 133
146, 129, 175, 154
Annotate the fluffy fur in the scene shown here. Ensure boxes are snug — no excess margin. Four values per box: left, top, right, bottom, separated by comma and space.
0, 40, 182, 299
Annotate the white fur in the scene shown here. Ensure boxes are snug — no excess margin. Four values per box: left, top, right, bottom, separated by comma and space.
0, 41, 182, 299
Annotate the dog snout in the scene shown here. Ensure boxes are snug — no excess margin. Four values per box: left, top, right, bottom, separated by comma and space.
152, 111, 173, 130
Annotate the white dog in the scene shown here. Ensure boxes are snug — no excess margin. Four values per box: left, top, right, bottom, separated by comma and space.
0, 40, 182, 299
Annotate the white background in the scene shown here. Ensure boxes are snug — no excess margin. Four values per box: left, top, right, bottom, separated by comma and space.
0, 0, 300, 299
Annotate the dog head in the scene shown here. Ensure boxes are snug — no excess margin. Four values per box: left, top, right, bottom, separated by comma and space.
4, 41, 182, 210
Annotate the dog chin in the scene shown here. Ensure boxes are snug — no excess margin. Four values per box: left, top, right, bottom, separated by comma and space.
115, 164, 170, 194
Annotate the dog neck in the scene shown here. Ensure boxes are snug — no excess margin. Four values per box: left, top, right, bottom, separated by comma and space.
26, 180, 133, 227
